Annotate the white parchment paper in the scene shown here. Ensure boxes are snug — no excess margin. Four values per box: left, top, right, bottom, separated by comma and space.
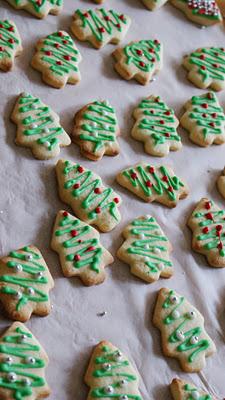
0, 0, 225, 398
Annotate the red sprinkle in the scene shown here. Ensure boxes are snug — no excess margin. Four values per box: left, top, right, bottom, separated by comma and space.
168, 186, 173, 192
64, 55, 71, 61
73, 183, 80, 189
0, 24, 3, 28
146, 180, 152, 188
205, 201, 211, 210
162, 175, 168, 182
94, 188, 102, 194
216, 224, 222, 231
74, 254, 81, 261
164, 111, 171, 116
202, 113, 207, 118
116, 23, 121, 29
218, 242, 223, 250
148, 48, 155, 53
63, 211, 68, 217
8, 26, 14, 32
150, 110, 154, 114
202, 227, 209, 234
56, 60, 62, 65
207, 93, 213, 99
131, 172, 137, 180
212, 113, 217, 118
213, 63, 219, 68
0, 47, 3, 52
54, 43, 60, 48
155, 97, 160, 103
136, 49, 143, 56
206, 212, 213, 220
95, 207, 101, 214
139, 61, 145, 67
8, 38, 14, 44
78, 240, 82, 244
63, 40, 68, 45
83, 12, 89, 17
119, 14, 125, 20
149, 166, 155, 174
99, 27, 105, 33
58, 31, 64, 37
210, 122, 215, 128
160, 120, 165, 125
200, 55, 206, 60
202, 103, 208, 109
114, 197, 120, 203
104, 16, 110, 21
87, 246, 95, 252
201, 66, 206, 70
165, 133, 170, 137
71, 230, 78, 237
45, 51, 52, 56
154, 39, 160, 45
78, 166, 84, 173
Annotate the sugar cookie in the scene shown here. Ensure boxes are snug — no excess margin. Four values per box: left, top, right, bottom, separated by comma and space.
170, 378, 217, 400
4, 0, 63, 18
0, 20, 22, 72
171, 0, 222, 26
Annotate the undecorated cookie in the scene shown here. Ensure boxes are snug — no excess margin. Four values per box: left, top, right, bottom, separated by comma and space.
116, 163, 189, 208
56, 159, 122, 232
217, 0, 225, 16
141, 0, 168, 10
131, 95, 182, 156
0, 20, 22, 72
183, 47, 225, 91
117, 215, 173, 283
51, 210, 114, 286
11, 92, 71, 160
72, 100, 120, 161
4, 0, 63, 18
31, 31, 82, 89
170, 378, 217, 400
153, 287, 216, 372
217, 167, 225, 200
171, 0, 222, 26
0, 321, 50, 399
0, 245, 54, 322
85, 341, 143, 400
113, 39, 163, 85
188, 197, 225, 268
180, 92, 225, 147
71, 8, 131, 49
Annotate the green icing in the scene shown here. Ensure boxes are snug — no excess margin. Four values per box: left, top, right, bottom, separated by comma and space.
184, 384, 212, 400
0, 20, 20, 60
0, 326, 46, 399
188, 47, 225, 82
12, 0, 62, 13
79, 101, 117, 153
124, 39, 161, 72
0, 246, 49, 311
76, 8, 128, 42
162, 290, 210, 363
178, 0, 221, 21
55, 212, 103, 273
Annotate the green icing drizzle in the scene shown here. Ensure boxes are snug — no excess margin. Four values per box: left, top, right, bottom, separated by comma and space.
0, 20, 20, 60
184, 384, 212, 400
0, 326, 46, 399
188, 47, 225, 82
135, 96, 180, 147
79, 101, 117, 153
62, 160, 120, 221
12, 0, 62, 13
40, 31, 81, 77
18, 92, 64, 151
55, 212, 103, 273
122, 164, 184, 201
178, 0, 221, 21
162, 290, 210, 363
124, 39, 161, 72
76, 8, 128, 42
90, 345, 142, 399
127, 216, 172, 275
0, 246, 49, 311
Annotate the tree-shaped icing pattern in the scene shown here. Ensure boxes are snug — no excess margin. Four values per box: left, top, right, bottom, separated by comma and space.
180, 92, 225, 147
171, 0, 222, 26
0, 321, 50, 400
73, 100, 120, 161
56, 159, 121, 232
183, 47, 225, 91
31, 31, 82, 88
5, 0, 63, 18
11, 92, 71, 160
153, 288, 216, 372
116, 163, 188, 207
170, 378, 213, 400
0, 245, 54, 322
113, 39, 162, 85
0, 20, 22, 72
188, 198, 225, 268
132, 95, 182, 156
85, 341, 143, 400
51, 211, 113, 285
71, 8, 131, 49
117, 215, 173, 283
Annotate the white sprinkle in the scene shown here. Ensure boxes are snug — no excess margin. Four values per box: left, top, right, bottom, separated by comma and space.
120, 396, 128, 400
144, 214, 151, 220
14, 264, 23, 273
25, 254, 33, 261
103, 363, 111, 371
22, 378, 31, 386
104, 386, 114, 394
170, 295, 179, 304
25, 356, 35, 365
44, 141, 51, 148
190, 336, 199, 345
36, 271, 43, 279
187, 310, 196, 319
7, 372, 17, 382
43, 127, 50, 133
139, 233, 145, 240
90, 122, 97, 128
119, 379, 127, 387
15, 290, 22, 299
26, 287, 35, 296
30, 123, 38, 129
5, 356, 13, 364
153, 247, 160, 254
158, 262, 164, 270
144, 244, 149, 250
176, 330, 185, 341
192, 391, 200, 400
19, 334, 27, 343
172, 310, 180, 319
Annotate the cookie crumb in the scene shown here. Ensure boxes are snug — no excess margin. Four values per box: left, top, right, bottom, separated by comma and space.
97, 311, 107, 317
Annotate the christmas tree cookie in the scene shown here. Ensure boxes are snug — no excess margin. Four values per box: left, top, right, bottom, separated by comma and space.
85, 341, 143, 400
153, 288, 216, 372
188, 198, 225, 268
183, 47, 225, 91
180, 92, 225, 147
170, 378, 216, 400
31, 31, 82, 89
171, 0, 222, 26
5, 0, 63, 18
0, 245, 54, 322
116, 163, 189, 208
11, 92, 71, 160
56, 159, 122, 232
113, 39, 163, 85
132, 95, 182, 156
217, 167, 225, 200
72, 100, 120, 161
117, 215, 173, 283
51, 211, 114, 286
141, 0, 168, 10
0, 321, 50, 399
71, 8, 131, 49
0, 20, 22, 72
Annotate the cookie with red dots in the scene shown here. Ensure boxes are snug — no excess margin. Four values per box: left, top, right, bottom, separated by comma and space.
188, 198, 225, 268
217, 167, 225, 200
131, 95, 182, 156
0, 20, 22, 72
171, 0, 222, 26
116, 163, 189, 208
180, 92, 225, 147
141, 0, 169, 10
183, 47, 225, 91
51, 211, 114, 286
31, 31, 82, 89
4, 0, 63, 19
72, 100, 120, 161
170, 378, 218, 400
70, 8, 131, 49
56, 159, 122, 232
113, 39, 163, 85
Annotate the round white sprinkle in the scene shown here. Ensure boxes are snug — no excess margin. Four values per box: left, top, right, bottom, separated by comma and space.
190, 336, 199, 345
144, 244, 149, 250
44, 141, 51, 148
144, 214, 151, 220
103, 124, 108, 129
91, 132, 98, 137
14, 264, 23, 273
44, 127, 50, 133
158, 262, 164, 270
120, 396, 128, 400
170, 295, 179, 304
172, 310, 180, 319
153, 247, 160, 254
15, 291, 22, 300
26, 287, 35, 296
114, 350, 122, 360
90, 122, 97, 128
104, 385, 114, 394
22, 378, 31, 386
25, 254, 33, 261
36, 271, 43, 279
103, 100, 110, 106
25, 356, 35, 365
5, 356, 13, 364
176, 330, 185, 341
7, 372, 17, 382
103, 363, 111, 371
139, 233, 145, 240
30, 123, 38, 129
187, 310, 196, 319
102, 111, 108, 116
18, 334, 27, 343
119, 379, 127, 387
32, 104, 38, 109
192, 391, 200, 400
